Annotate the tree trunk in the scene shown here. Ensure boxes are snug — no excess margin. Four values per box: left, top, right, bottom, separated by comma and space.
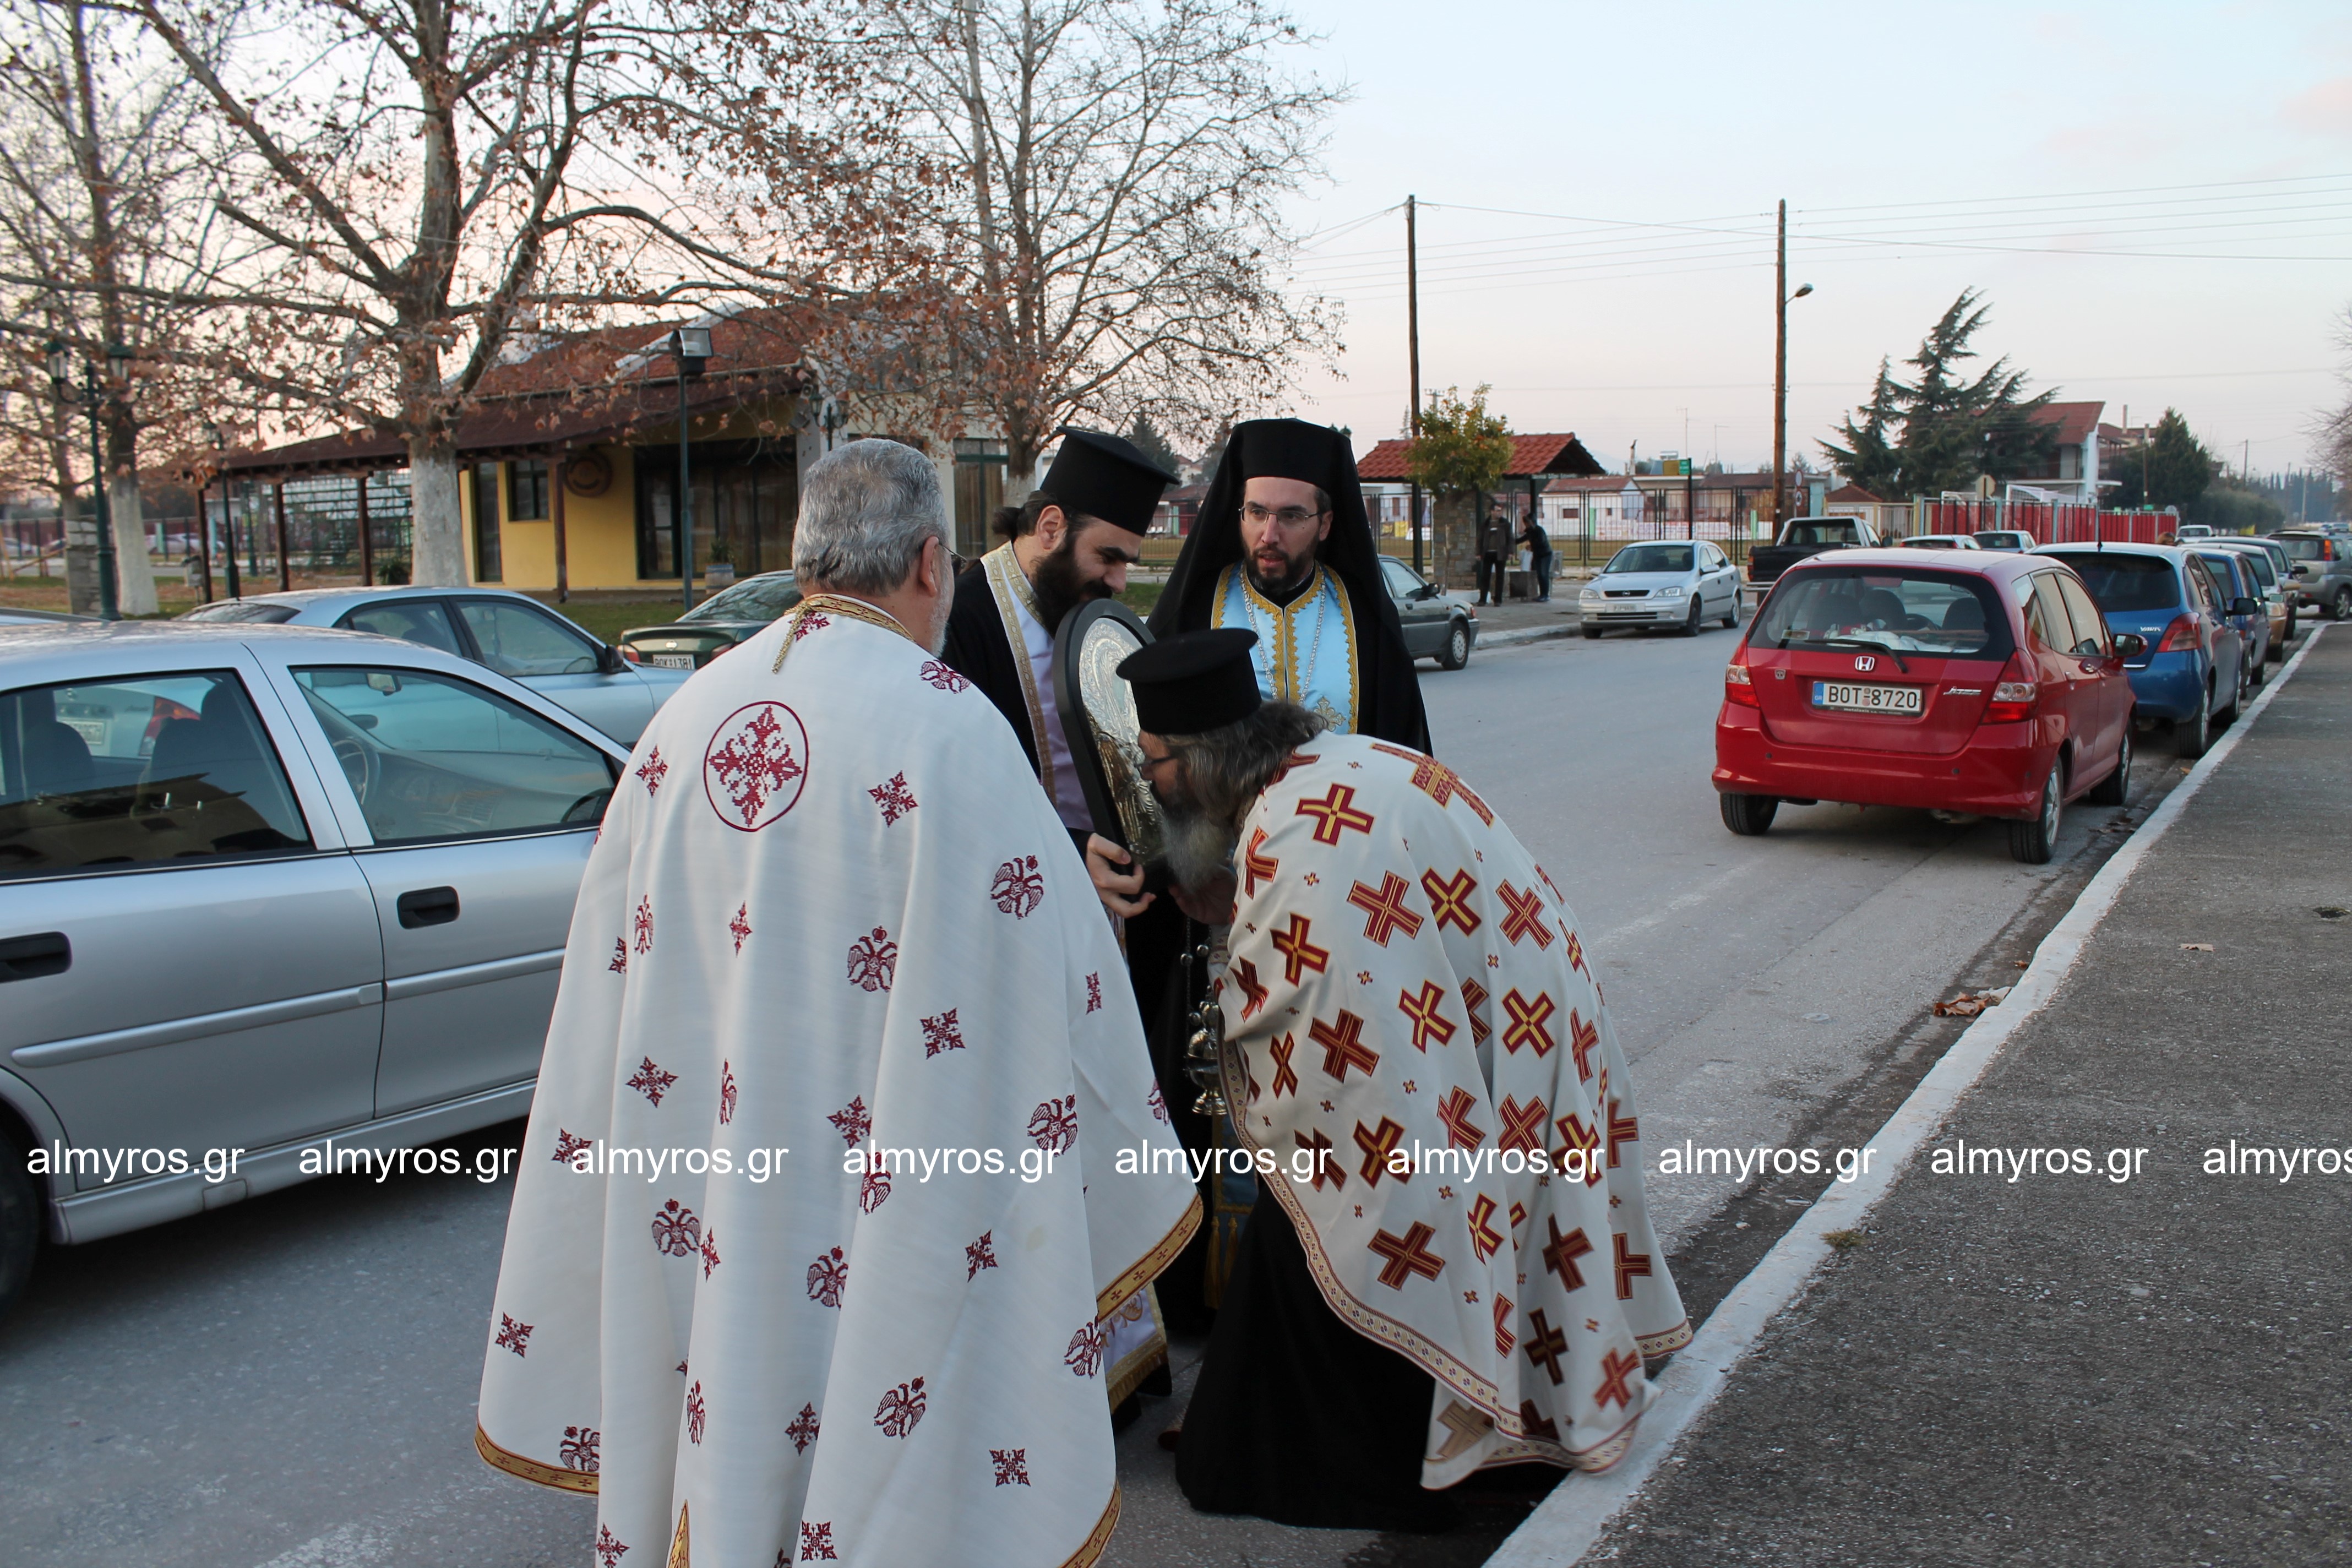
408, 437, 465, 586
1434, 492, 1477, 591
106, 471, 159, 614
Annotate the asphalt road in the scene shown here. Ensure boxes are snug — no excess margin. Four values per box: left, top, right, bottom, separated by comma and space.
0, 618, 2192, 1568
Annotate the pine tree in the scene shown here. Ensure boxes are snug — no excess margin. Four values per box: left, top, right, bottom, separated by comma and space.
1817, 290, 2057, 497
2142, 409, 2215, 509
1125, 415, 1181, 477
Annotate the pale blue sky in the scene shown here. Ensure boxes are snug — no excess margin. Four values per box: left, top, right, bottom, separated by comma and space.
1273, 0, 2352, 477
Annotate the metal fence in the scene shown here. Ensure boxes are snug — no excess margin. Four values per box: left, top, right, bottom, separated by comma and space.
205, 472, 415, 580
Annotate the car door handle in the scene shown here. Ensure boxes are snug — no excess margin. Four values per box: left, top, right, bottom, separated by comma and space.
396, 886, 461, 929
0, 931, 70, 983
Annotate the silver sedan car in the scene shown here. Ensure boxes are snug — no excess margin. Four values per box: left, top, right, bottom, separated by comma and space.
0, 619, 630, 1315
1578, 540, 1743, 637
182, 585, 688, 744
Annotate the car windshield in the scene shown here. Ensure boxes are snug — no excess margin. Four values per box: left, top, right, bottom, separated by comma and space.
1754, 568, 2010, 657
180, 601, 299, 624
1778, 522, 1858, 545
2193, 553, 2247, 595
681, 574, 802, 622
2039, 553, 2180, 613
2276, 535, 2326, 560
1604, 544, 1693, 574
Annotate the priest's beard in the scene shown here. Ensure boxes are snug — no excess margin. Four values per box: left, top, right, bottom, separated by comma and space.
1157, 787, 1241, 896
1243, 537, 1319, 603
1032, 529, 1112, 631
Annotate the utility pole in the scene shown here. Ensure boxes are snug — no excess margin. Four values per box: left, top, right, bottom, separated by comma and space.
1772, 198, 1788, 535
1406, 195, 1424, 577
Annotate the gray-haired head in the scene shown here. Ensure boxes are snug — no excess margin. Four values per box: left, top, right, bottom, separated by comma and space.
791, 439, 948, 594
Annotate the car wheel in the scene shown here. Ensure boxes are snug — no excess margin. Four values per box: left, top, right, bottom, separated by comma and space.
1581, 625, 1603, 640
2248, 646, 2267, 689
2087, 723, 2132, 806
1436, 620, 1471, 671
0, 1124, 39, 1321
2008, 760, 2062, 864
1721, 602, 1739, 629
1720, 792, 1778, 836
2335, 586, 2352, 623
2176, 689, 2212, 759
2280, 606, 2296, 653
1679, 599, 1702, 637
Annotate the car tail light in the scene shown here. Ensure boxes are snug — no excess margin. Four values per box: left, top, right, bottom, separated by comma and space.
2154, 613, 2201, 654
143, 695, 200, 748
1982, 655, 2038, 723
707, 641, 732, 660
619, 644, 641, 663
1724, 660, 1759, 707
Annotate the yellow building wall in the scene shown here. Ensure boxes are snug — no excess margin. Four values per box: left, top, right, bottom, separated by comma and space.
469, 394, 804, 591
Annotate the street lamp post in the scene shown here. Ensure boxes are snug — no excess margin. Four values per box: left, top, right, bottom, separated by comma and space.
205, 422, 241, 600
670, 326, 712, 611
1770, 198, 1814, 535
47, 339, 127, 619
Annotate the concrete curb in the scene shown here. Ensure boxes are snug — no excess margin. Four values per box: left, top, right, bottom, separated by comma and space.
1484, 624, 2333, 1568
1477, 622, 1582, 650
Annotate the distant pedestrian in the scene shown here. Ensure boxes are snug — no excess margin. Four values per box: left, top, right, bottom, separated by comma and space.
1521, 514, 1554, 601
1476, 504, 1510, 605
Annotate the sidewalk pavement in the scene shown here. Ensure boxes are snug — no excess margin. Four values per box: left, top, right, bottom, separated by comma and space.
1566, 627, 2351, 1564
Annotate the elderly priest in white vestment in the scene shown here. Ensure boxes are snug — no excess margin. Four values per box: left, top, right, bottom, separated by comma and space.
475, 439, 1200, 1568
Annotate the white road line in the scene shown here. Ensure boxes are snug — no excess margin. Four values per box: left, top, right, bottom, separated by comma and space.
1486, 625, 2331, 1568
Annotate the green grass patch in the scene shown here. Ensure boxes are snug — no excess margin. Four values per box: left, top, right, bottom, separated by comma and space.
1119, 581, 1164, 616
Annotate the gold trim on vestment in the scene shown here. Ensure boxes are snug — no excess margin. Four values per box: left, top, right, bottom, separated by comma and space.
1638, 1319, 1694, 1357
667, 1500, 690, 1567
1210, 563, 1360, 729
983, 545, 1053, 790
769, 592, 924, 672
475, 1423, 599, 1495
1061, 1485, 1123, 1568
1096, 1191, 1201, 1319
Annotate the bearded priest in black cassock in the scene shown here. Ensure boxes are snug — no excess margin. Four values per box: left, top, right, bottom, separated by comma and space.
938, 425, 1180, 1412
1121, 420, 1434, 1331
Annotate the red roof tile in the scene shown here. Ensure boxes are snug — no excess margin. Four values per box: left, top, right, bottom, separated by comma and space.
2028, 400, 2104, 448
1356, 433, 1605, 481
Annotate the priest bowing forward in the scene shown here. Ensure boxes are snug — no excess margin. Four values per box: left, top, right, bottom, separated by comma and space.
1118, 631, 1689, 1532
475, 440, 1199, 1568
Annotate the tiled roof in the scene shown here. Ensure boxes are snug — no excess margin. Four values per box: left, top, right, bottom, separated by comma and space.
1356, 432, 1605, 481
1825, 483, 1883, 503
2028, 400, 2105, 448
198, 306, 813, 478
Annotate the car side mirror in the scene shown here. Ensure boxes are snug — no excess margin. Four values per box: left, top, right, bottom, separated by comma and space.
2230, 597, 2261, 618
597, 644, 628, 676
2110, 633, 2146, 658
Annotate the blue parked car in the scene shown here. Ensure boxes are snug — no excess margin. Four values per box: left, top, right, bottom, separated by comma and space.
2031, 543, 2250, 759
2185, 546, 2271, 688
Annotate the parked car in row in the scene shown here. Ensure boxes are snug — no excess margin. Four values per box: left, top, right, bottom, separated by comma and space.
1376, 556, 1482, 669
1892, 534, 1981, 551
1714, 549, 2141, 864
2207, 538, 2294, 661
616, 570, 804, 669
1743, 514, 1880, 606
1972, 530, 2037, 552
2032, 544, 2252, 759
183, 586, 687, 743
0, 619, 632, 1316
2272, 530, 2352, 622
2187, 547, 2271, 688
1580, 541, 1742, 637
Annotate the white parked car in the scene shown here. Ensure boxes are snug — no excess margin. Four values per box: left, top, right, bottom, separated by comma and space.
1579, 541, 1741, 638
1892, 534, 1981, 550
0, 619, 631, 1315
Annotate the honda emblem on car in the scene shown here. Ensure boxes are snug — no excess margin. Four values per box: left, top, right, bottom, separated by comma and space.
1853, 655, 1875, 672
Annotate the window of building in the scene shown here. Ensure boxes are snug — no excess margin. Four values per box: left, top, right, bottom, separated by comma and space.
508, 460, 550, 522
634, 442, 797, 580
954, 439, 1007, 559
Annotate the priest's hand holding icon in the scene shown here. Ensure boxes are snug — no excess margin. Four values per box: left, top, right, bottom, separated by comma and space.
1086, 834, 1155, 918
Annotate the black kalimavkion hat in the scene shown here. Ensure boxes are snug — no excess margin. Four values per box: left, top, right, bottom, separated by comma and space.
1039, 427, 1177, 536
1116, 628, 1262, 736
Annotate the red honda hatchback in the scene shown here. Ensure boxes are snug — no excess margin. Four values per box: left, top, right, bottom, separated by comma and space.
1713, 550, 2144, 863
